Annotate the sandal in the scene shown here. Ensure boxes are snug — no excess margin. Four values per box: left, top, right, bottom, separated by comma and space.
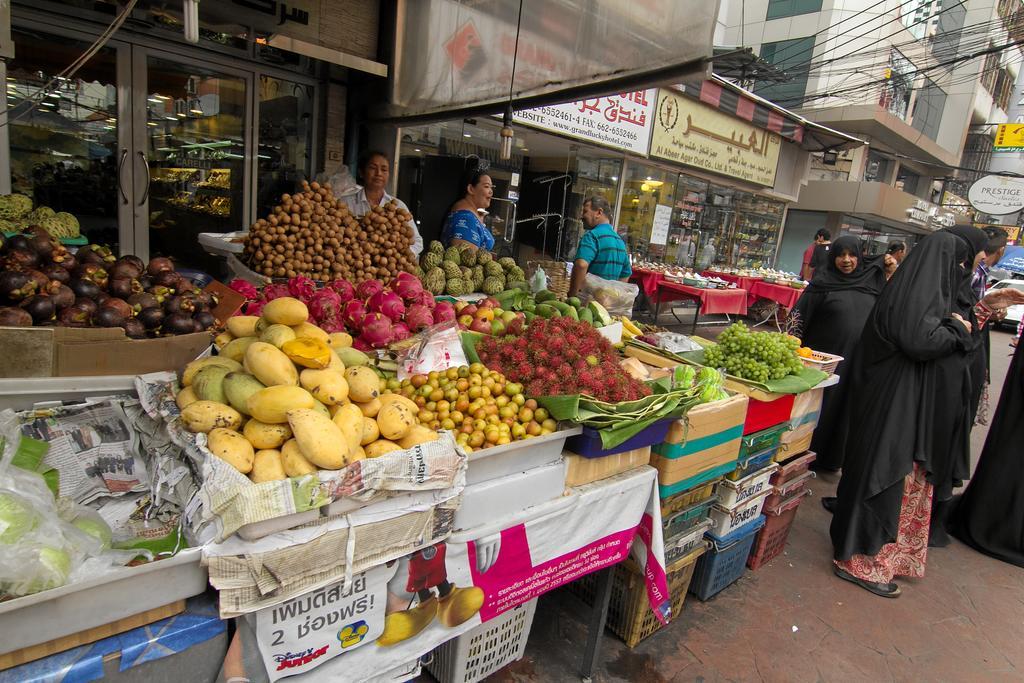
833, 565, 901, 598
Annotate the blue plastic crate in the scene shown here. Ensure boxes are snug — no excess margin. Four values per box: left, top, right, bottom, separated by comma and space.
725, 447, 776, 481
689, 515, 765, 601
566, 418, 674, 458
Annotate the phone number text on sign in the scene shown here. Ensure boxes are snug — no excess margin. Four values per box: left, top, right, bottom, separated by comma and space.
514, 90, 656, 154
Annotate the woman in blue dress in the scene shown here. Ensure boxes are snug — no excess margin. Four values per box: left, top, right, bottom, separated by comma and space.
441, 169, 495, 252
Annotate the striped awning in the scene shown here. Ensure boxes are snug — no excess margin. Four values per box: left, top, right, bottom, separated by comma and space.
688, 79, 804, 144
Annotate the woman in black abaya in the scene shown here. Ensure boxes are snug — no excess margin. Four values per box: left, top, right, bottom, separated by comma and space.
952, 340, 1024, 566
791, 235, 887, 472
829, 226, 986, 598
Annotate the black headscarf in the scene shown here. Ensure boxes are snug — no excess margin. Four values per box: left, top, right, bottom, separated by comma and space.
944, 225, 987, 270
807, 235, 887, 295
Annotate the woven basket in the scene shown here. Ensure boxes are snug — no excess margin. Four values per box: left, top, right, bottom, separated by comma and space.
527, 260, 570, 299
800, 350, 843, 375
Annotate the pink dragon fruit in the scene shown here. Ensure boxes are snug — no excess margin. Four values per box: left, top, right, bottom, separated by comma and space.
308, 288, 343, 328
433, 300, 456, 323
342, 299, 367, 330
228, 279, 259, 301
328, 279, 355, 303
262, 283, 291, 301
361, 312, 394, 348
287, 276, 316, 302
390, 322, 411, 342
413, 290, 436, 309
367, 288, 406, 322
355, 279, 384, 301
389, 272, 424, 302
244, 300, 265, 316
351, 336, 373, 352
405, 303, 434, 332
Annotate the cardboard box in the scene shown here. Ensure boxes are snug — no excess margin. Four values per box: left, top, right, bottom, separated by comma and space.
564, 446, 651, 487
788, 386, 823, 430
652, 394, 748, 493
0, 327, 212, 378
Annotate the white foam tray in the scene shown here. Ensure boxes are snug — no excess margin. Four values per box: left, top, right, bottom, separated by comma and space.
455, 460, 566, 531
0, 375, 138, 412
465, 426, 580, 486
0, 548, 208, 655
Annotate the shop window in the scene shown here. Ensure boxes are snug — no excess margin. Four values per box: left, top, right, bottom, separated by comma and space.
896, 167, 921, 196
911, 78, 946, 141
618, 163, 676, 262
766, 0, 823, 20
864, 152, 892, 183
7, 27, 120, 248
256, 77, 315, 219
879, 50, 914, 119
756, 37, 815, 108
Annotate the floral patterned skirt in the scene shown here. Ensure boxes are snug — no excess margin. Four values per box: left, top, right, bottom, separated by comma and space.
835, 464, 933, 583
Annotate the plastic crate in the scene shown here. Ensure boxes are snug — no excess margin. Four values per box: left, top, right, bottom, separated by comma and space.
659, 459, 737, 499
664, 495, 718, 538
568, 545, 706, 648
747, 490, 808, 570
690, 516, 765, 601
772, 451, 817, 485
661, 479, 719, 519
708, 488, 772, 538
427, 599, 537, 683
800, 350, 843, 375
725, 448, 777, 481
716, 464, 779, 508
665, 519, 713, 565
763, 470, 815, 510
566, 419, 674, 458
738, 423, 789, 461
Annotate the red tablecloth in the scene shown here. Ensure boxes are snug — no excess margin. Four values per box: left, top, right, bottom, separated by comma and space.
630, 268, 664, 298
748, 280, 804, 310
655, 281, 749, 315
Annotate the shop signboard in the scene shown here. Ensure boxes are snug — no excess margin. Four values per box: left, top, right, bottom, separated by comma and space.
514, 90, 657, 155
649, 89, 781, 187
968, 174, 1024, 215
994, 123, 1024, 151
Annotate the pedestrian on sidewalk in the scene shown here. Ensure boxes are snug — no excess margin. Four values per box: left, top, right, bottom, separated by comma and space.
829, 226, 987, 598
789, 235, 887, 473
802, 229, 831, 280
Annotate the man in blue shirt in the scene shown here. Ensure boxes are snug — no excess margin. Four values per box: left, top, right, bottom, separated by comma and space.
568, 195, 632, 298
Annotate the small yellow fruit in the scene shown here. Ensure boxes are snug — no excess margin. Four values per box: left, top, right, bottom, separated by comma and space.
287, 408, 349, 469
226, 315, 260, 338
358, 398, 382, 418
283, 337, 332, 369
180, 401, 242, 433
360, 416, 380, 446
291, 322, 330, 344
243, 419, 293, 449
207, 427, 255, 473
250, 449, 287, 483
246, 385, 317, 423
376, 402, 416, 441
345, 366, 381, 403
365, 440, 402, 458
262, 297, 309, 326
281, 439, 317, 477
175, 386, 199, 411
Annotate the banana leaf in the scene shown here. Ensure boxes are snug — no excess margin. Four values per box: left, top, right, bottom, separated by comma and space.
681, 348, 827, 394
460, 331, 484, 365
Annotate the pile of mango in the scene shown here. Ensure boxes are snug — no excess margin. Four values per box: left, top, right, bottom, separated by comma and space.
175, 296, 437, 483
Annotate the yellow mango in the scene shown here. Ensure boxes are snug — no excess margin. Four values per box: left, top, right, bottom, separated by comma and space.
365, 440, 402, 458
192, 364, 231, 404
357, 397, 382, 418
175, 386, 198, 411
332, 403, 364, 454
300, 368, 349, 405
283, 338, 332, 369
291, 322, 330, 344
376, 402, 416, 441
287, 408, 349, 469
214, 331, 233, 349
207, 428, 255, 473
243, 419, 292, 449
360, 416, 380, 446
335, 347, 370, 368
281, 439, 317, 477
246, 385, 316, 423
397, 424, 439, 450
220, 336, 259, 362
222, 372, 266, 415
244, 342, 298, 387
226, 315, 260, 338
328, 332, 353, 349
262, 297, 309, 326
181, 356, 242, 386
260, 323, 297, 348
380, 393, 419, 415
250, 449, 287, 483
180, 400, 242, 433
345, 366, 380, 403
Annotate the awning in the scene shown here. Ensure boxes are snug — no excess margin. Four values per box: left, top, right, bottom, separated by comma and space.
384, 0, 718, 123
675, 75, 865, 153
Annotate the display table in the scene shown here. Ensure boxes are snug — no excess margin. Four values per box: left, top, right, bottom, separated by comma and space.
747, 280, 803, 310
703, 270, 761, 293
654, 281, 749, 333
630, 268, 665, 298
225, 468, 666, 682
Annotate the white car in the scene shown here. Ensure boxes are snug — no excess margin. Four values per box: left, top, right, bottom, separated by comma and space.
990, 278, 1024, 331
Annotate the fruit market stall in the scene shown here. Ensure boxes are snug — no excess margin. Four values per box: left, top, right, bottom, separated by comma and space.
653, 280, 750, 333
746, 279, 804, 311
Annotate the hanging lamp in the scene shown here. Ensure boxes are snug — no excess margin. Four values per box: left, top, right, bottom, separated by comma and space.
499, 0, 524, 161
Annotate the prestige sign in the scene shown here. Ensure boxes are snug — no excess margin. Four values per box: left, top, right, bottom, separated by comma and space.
649, 89, 781, 187
968, 175, 1024, 215
515, 90, 657, 154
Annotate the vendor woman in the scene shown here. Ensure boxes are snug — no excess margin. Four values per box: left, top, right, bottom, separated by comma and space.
341, 150, 423, 255
441, 169, 495, 252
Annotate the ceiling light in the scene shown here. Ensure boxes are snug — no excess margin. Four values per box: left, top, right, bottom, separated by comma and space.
646, 176, 653, 181
148, 97, 162, 103
46, 92, 60, 99
147, 121, 158, 126
463, 133, 472, 138
40, 101, 55, 107
414, 148, 421, 152
521, 148, 529, 152
610, 176, 618, 181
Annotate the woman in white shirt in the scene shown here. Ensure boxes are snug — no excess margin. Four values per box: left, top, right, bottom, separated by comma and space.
339, 150, 424, 256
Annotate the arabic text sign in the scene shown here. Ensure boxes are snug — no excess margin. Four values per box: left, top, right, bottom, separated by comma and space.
515, 90, 657, 155
649, 89, 781, 187
994, 124, 1024, 150
255, 565, 390, 681
968, 174, 1024, 215
650, 204, 673, 245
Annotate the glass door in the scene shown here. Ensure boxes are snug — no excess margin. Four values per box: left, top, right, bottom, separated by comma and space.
132, 49, 249, 271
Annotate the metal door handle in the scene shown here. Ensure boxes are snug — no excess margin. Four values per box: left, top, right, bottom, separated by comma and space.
137, 151, 150, 206
118, 149, 129, 204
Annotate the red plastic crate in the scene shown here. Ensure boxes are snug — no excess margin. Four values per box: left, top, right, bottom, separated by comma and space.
771, 451, 817, 486
747, 491, 807, 570
744, 394, 795, 435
